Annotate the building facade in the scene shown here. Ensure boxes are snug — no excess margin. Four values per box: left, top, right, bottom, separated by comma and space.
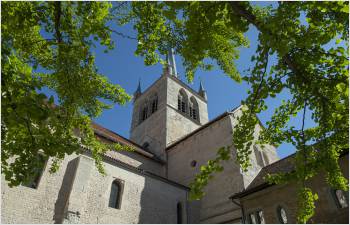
2, 50, 347, 224
230, 152, 349, 224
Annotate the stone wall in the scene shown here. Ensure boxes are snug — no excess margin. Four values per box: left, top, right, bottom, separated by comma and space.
167, 108, 279, 224
167, 114, 243, 223
2, 152, 195, 224
130, 75, 168, 159
130, 74, 210, 160
239, 154, 349, 224
69, 154, 191, 224
166, 107, 201, 146
1, 153, 79, 224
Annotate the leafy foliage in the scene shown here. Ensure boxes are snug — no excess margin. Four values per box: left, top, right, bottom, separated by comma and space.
123, 1, 349, 222
297, 187, 319, 223
189, 146, 231, 200
2, 2, 131, 187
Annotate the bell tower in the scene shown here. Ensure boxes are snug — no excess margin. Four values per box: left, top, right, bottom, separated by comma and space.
130, 49, 209, 160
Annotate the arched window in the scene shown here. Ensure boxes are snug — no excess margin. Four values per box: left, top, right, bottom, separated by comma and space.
276, 206, 288, 224
189, 96, 199, 121
141, 102, 149, 121
178, 89, 188, 113
247, 210, 265, 224
109, 180, 123, 209
254, 145, 265, 167
333, 189, 349, 208
177, 202, 183, 224
151, 94, 158, 114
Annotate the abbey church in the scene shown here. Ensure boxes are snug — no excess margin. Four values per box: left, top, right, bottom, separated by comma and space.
1, 51, 348, 224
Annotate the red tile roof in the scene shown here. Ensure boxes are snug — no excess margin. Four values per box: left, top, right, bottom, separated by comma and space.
92, 123, 164, 164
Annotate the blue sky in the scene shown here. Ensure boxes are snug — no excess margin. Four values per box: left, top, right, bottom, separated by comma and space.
37, 2, 326, 159
89, 2, 320, 159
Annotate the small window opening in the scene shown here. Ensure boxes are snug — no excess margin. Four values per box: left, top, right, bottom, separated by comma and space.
190, 160, 197, 167
142, 106, 148, 121
277, 206, 288, 224
189, 97, 199, 121
192, 108, 197, 120
334, 189, 349, 208
177, 202, 183, 224
248, 213, 257, 224
256, 210, 265, 224
151, 96, 158, 113
109, 180, 123, 209
181, 101, 186, 113
142, 142, 150, 150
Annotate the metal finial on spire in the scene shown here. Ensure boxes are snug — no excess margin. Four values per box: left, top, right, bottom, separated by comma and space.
198, 77, 207, 100
199, 78, 205, 92
170, 48, 177, 77
166, 51, 173, 75
165, 47, 178, 77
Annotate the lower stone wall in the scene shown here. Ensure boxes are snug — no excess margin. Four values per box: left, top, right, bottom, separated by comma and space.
2, 153, 194, 224
76, 154, 190, 224
1, 154, 79, 224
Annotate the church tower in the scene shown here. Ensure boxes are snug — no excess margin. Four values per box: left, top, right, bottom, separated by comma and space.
130, 49, 209, 160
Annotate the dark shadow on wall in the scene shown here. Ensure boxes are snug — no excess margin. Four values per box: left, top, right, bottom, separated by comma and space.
138, 175, 177, 224
137, 174, 201, 224
53, 157, 79, 224
137, 168, 201, 224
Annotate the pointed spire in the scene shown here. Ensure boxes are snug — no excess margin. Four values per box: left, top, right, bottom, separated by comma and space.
134, 78, 142, 101
198, 78, 207, 100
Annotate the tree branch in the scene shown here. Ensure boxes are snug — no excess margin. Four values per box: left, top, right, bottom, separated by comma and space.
229, 2, 330, 102
108, 28, 137, 40
54, 1, 62, 44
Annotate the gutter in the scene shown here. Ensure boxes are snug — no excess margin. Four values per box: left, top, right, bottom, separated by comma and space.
231, 198, 245, 224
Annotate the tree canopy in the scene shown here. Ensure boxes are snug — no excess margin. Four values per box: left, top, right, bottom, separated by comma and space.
2, 1, 132, 187
2, 1, 349, 223
120, 1, 349, 222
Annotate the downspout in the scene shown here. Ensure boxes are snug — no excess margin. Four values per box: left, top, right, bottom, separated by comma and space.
186, 191, 189, 224
231, 198, 245, 224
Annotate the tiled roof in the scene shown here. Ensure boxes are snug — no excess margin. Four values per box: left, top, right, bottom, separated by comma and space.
230, 149, 349, 199
229, 154, 297, 199
92, 122, 165, 164
247, 154, 296, 190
